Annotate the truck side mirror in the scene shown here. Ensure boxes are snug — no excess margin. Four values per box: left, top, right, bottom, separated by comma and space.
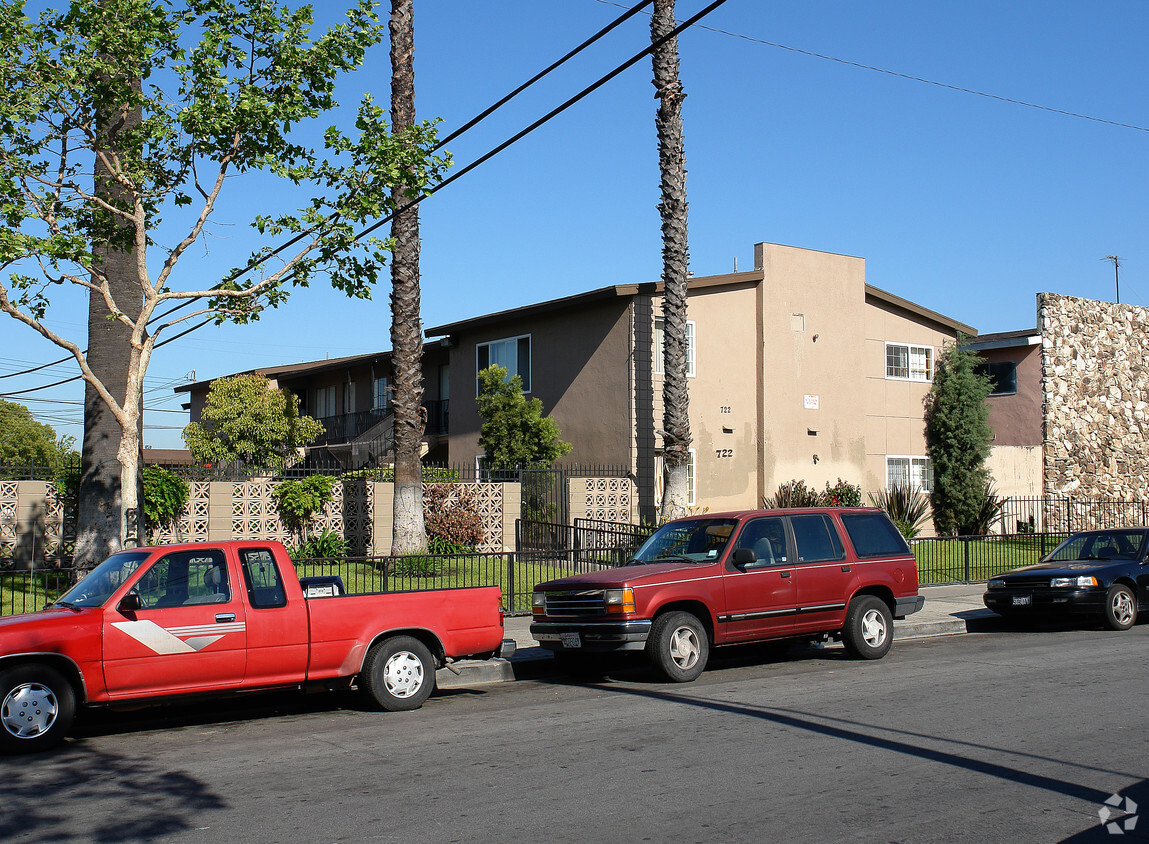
118, 592, 143, 613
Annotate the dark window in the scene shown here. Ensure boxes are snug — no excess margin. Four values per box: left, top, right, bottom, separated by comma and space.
136, 550, 230, 608
973, 361, 1018, 395
239, 548, 288, 608
840, 513, 911, 558
731, 517, 788, 565
790, 514, 845, 562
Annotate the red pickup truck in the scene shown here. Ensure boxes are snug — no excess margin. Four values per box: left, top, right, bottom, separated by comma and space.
0, 540, 514, 753
531, 507, 923, 681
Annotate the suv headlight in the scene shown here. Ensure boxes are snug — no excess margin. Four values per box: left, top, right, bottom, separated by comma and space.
1050, 575, 1098, 587
604, 587, 636, 614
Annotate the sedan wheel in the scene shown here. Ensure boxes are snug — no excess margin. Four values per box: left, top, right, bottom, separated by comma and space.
1104, 584, 1137, 631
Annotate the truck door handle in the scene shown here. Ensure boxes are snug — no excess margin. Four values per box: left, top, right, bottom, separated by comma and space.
215, 613, 236, 623
780, 571, 791, 578
841, 566, 851, 572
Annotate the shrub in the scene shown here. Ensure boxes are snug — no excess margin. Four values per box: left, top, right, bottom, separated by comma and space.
869, 483, 931, 538
763, 479, 822, 508
272, 475, 336, 544
289, 527, 347, 560
142, 466, 191, 541
424, 484, 484, 551
957, 483, 1010, 536
822, 478, 862, 507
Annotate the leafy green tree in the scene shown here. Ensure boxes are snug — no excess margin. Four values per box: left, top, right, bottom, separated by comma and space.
476, 366, 572, 468
0, 399, 77, 467
0, 0, 449, 563
651, 0, 693, 521
923, 339, 994, 535
182, 375, 323, 471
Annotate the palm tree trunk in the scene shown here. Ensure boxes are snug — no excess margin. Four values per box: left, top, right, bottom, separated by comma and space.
651, 0, 692, 521
389, 0, 428, 555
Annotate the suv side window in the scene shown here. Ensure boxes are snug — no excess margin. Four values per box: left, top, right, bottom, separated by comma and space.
790, 514, 845, 563
840, 512, 911, 558
731, 517, 788, 565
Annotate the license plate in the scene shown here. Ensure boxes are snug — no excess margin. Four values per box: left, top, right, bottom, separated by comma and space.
560, 632, 581, 648
1012, 595, 1032, 607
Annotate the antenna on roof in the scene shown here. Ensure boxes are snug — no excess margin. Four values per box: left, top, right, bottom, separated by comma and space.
1103, 255, 1124, 304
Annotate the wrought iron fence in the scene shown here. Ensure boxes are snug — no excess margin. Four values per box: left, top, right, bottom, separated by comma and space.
911, 532, 1072, 585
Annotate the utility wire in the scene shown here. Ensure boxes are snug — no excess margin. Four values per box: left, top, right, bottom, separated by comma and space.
1, 0, 657, 386
3, 0, 729, 400
594, 0, 1149, 133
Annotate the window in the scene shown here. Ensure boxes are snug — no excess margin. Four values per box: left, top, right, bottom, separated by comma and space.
654, 319, 696, 377
790, 514, 845, 562
477, 335, 531, 392
315, 384, 337, 418
373, 377, 390, 411
239, 548, 287, 608
886, 456, 933, 492
886, 343, 933, 381
134, 550, 230, 608
654, 448, 697, 506
732, 517, 788, 565
973, 361, 1018, 395
840, 512, 911, 558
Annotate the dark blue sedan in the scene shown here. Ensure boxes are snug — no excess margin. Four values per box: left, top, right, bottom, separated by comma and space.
984, 528, 1149, 630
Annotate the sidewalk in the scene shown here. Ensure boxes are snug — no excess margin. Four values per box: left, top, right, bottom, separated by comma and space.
436, 582, 995, 688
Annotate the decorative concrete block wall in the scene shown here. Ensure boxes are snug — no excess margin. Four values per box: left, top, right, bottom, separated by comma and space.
1040, 292, 1149, 500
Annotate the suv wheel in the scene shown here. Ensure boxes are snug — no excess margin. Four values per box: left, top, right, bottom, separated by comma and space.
842, 596, 893, 660
646, 611, 708, 682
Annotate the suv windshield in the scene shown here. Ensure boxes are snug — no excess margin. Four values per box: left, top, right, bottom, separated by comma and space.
630, 518, 738, 565
55, 551, 151, 608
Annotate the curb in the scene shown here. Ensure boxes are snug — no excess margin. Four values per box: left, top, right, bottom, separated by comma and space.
436, 612, 1002, 688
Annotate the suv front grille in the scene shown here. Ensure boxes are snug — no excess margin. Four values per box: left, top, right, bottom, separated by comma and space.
544, 590, 606, 617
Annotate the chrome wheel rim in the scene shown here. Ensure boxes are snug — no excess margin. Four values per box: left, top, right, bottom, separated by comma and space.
861, 609, 888, 648
384, 651, 425, 699
1111, 591, 1135, 626
2, 682, 59, 739
669, 626, 701, 670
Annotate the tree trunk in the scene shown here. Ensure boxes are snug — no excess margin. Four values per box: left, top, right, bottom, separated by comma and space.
389, 0, 428, 555
75, 77, 144, 567
652, 0, 692, 522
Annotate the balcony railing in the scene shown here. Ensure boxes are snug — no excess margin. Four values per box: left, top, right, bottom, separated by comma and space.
313, 400, 448, 447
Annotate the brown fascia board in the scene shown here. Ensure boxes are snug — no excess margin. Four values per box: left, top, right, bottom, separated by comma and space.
865, 284, 977, 337
961, 328, 1040, 351
174, 348, 414, 394
423, 269, 765, 339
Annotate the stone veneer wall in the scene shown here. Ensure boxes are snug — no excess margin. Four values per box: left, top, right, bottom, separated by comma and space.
1040, 292, 1149, 499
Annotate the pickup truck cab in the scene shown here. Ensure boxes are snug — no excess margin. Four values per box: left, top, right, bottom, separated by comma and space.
0, 541, 513, 753
531, 507, 923, 681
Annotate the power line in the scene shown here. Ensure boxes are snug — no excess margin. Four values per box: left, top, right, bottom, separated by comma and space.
0, 0, 658, 387
594, 0, 1149, 133
3, 0, 730, 401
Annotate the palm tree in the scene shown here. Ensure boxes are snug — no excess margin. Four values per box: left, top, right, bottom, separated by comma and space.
388, 0, 429, 555
651, 0, 692, 521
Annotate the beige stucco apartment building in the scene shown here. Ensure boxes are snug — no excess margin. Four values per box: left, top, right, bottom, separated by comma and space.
425, 242, 975, 520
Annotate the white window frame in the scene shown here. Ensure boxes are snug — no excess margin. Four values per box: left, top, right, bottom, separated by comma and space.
477, 334, 532, 393
654, 319, 696, 377
654, 448, 697, 507
885, 342, 933, 382
886, 456, 933, 492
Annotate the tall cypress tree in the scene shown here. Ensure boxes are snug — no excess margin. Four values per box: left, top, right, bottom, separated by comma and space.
923, 339, 994, 535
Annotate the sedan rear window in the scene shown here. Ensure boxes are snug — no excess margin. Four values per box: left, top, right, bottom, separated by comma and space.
840, 513, 911, 558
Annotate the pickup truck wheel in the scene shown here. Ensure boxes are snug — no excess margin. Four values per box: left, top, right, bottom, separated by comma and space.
647, 611, 708, 682
361, 636, 436, 712
842, 596, 893, 660
1104, 584, 1137, 631
0, 665, 75, 754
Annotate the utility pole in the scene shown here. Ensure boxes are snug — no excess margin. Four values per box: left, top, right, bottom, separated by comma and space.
1103, 255, 1123, 304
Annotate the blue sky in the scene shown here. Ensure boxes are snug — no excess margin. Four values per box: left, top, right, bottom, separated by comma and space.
3, 0, 1147, 449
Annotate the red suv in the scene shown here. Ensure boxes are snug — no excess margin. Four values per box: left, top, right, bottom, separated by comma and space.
531, 507, 923, 681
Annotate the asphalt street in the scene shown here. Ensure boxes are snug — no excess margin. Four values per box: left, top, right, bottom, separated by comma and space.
3, 622, 1146, 843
